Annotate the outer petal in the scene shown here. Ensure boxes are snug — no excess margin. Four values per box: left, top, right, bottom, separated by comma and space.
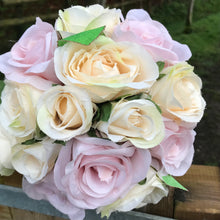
22, 172, 85, 220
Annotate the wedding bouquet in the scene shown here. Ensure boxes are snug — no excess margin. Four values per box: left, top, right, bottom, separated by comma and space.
0, 4, 206, 220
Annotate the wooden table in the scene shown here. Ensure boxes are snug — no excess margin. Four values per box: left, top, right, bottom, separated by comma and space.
0, 165, 219, 220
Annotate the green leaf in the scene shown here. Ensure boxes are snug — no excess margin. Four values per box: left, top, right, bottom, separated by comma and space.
125, 93, 143, 101
35, 123, 46, 139
157, 73, 166, 80
53, 140, 66, 145
0, 72, 5, 80
93, 107, 101, 122
100, 102, 112, 122
52, 84, 59, 87
162, 175, 188, 191
157, 61, 165, 72
87, 128, 98, 138
0, 80, 5, 104
58, 26, 105, 47
21, 138, 41, 145
138, 178, 147, 185
146, 98, 162, 114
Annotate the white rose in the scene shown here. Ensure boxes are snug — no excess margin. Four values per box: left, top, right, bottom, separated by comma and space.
55, 4, 122, 37
37, 85, 94, 141
54, 36, 159, 103
98, 167, 168, 218
11, 138, 61, 183
150, 62, 206, 124
96, 98, 164, 149
0, 81, 42, 138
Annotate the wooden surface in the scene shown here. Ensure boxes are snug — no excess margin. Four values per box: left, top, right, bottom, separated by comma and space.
0, 165, 220, 220
0, 205, 66, 220
175, 165, 220, 220
137, 187, 174, 218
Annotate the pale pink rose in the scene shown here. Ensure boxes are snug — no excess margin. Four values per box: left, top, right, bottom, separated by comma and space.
150, 118, 195, 176
112, 9, 191, 63
22, 172, 85, 220
0, 18, 60, 90
54, 136, 151, 209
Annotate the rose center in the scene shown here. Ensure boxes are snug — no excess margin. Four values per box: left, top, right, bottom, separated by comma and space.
54, 94, 82, 129
128, 108, 142, 127
94, 166, 113, 183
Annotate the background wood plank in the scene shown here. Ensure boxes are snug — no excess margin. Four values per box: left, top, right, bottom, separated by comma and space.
137, 187, 174, 218
0, 205, 12, 220
10, 208, 66, 220
174, 165, 220, 220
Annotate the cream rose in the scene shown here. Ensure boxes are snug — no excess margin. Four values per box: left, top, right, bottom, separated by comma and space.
37, 85, 94, 141
0, 81, 42, 138
55, 4, 121, 37
11, 138, 61, 184
54, 36, 159, 103
96, 98, 164, 149
98, 167, 168, 218
150, 62, 206, 123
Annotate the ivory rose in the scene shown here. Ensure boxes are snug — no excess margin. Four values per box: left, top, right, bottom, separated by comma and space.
55, 4, 121, 37
0, 18, 60, 90
113, 9, 191, 63
98, 167, 168, 218
96, 98, 164, 149
12, 138, 61, 183
150, 118, 195, 176
54, 36, 159, 103
53, 136, 151, 209
37, 85, 94, 141
22, 172, 85, 220
0, 81, 42, 138
150, 62, 206, 124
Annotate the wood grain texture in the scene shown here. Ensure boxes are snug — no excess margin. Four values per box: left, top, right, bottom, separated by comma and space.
10, 208, 66, 220
0, 205, 12, 220
1, 165, 220, 220
174, 165, 220, 220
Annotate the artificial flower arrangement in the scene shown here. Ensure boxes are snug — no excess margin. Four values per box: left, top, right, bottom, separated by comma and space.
0, 4, 206, 220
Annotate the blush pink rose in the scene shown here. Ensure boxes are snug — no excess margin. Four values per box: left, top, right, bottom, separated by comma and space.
0, 18, 60, 90
54, 136, 151, 209
22, 172, 85, 220
150, 118, 195, 176
112, 9, 191, 63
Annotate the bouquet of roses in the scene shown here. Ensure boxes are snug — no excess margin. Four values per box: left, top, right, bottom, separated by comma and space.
0, 4, 206, 220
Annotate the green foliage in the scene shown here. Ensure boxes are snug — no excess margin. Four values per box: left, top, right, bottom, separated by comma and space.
58, 26, 105, 46
94, 102, 112, 122
21, 138, 41, 145
53, 140, 66, 145
162, 175, 188, 191
156, 61, 165, 73
138, 178, 146, 185
0, 79, 5, 104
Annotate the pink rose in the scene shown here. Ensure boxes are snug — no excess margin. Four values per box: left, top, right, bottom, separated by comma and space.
54, 136, 151, 209
150, 118, 195, 176
112, 9, 191, 63
0, 18, 60, 90
22, 172, 85, 220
